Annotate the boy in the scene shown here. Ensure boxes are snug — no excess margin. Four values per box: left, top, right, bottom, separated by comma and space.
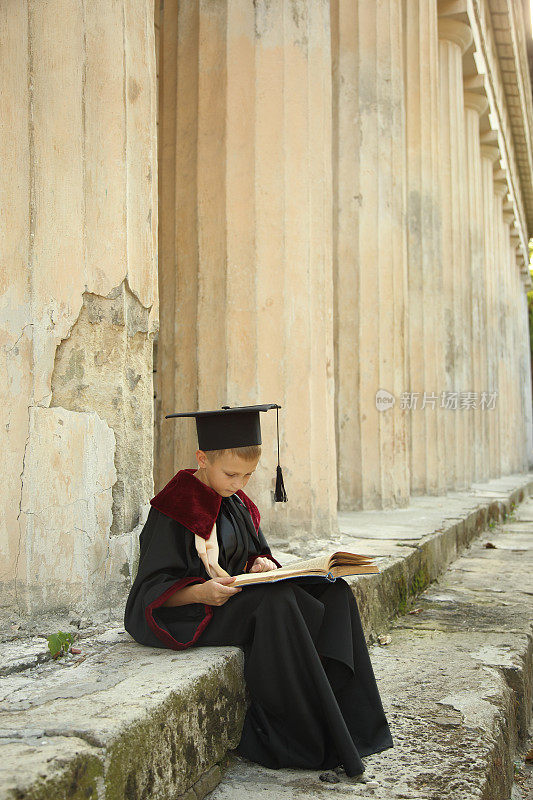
124, 404, 393, 778
159, 445, 280, 607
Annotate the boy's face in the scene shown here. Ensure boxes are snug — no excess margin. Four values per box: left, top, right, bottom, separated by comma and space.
196, 450, 260, 497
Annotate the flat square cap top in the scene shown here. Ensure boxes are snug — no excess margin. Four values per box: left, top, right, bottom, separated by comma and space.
165, 403, 281, 450
166, 403, 280, 419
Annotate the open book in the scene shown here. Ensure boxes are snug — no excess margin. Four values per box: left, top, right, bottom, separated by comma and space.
231, 551, 380, 587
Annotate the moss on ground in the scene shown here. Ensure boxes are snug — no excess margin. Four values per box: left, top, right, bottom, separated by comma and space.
104, 658, 246, 800
14, 753, 103, 800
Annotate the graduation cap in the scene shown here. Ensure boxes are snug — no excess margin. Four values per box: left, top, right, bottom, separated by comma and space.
165, 403, 288, 502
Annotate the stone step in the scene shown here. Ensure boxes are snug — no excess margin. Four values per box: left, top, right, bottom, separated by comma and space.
206, 496, 533, 800
1, 473, 532, 800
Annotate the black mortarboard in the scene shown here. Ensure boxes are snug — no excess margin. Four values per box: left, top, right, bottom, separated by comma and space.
165, 403, 288, 502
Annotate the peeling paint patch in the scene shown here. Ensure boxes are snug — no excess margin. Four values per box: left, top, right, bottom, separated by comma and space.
50, 276, 155, 539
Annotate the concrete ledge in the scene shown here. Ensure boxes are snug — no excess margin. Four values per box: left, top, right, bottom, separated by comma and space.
1, 473, 532, 800
338, 475, 532, 638
1, 637, 246, 800
208, 489, 533, 800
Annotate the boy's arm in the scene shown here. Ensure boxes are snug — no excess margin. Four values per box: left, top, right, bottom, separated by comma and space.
161, 582, 205, 606
161, 576, 241, 607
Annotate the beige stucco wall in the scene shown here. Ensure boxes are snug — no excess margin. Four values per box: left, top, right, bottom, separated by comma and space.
0, 0, 158, 619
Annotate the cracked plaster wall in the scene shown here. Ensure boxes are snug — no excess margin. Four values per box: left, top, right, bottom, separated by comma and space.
51, 278, 154, 539
1, 1, 158, 620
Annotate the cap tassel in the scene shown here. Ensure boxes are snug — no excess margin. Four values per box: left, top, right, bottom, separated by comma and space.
275, 464, 287, 502
274, 406, 288, 502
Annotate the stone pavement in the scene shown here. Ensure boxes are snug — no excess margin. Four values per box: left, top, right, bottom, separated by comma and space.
207, 496, 533, 800
1, 474, 532, 800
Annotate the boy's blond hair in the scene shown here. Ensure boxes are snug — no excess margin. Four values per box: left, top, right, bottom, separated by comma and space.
204, 445, 261, 463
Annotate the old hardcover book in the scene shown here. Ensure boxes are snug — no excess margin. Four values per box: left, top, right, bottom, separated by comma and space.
232, 551, 380, 587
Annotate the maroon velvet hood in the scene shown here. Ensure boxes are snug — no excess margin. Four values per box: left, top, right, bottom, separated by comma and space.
149, 468, 260, 540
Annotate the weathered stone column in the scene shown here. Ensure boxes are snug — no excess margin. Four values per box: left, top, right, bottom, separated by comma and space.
511, 247, 530, 472
518, 267, 533, 469
493, 175, 510, 474
437, 16, 473, 489
331, 0, 409, 510
157, 0, 338, 540
500, 189, 512, 477
505, 228, 527, 473
402, 0, 446, 497
1, 1, 158, 616
502, 213, 518, 473
479, 136, 501, 478
505, 226, 523, 473
463, 90, 489, 481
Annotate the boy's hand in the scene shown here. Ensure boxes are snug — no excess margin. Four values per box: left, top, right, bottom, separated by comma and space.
249, 556, 278, 573
200, 576, 242, 606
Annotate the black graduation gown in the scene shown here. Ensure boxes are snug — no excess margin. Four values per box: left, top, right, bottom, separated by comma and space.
123, 469, 394, 776
124, 469, 281, 650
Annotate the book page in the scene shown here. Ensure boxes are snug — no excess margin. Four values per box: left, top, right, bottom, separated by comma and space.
238, 553, 331, 580
272, 552, 375, 572
230, 554, 330, 587
274, 554, 332, 573
329, 551, 377, 567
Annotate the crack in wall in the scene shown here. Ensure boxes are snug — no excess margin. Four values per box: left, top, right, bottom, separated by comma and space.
4, 323, 34, 355
21, 486, 115, 519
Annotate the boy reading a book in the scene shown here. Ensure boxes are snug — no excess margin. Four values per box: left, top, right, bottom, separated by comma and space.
124, 404, 393, 778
